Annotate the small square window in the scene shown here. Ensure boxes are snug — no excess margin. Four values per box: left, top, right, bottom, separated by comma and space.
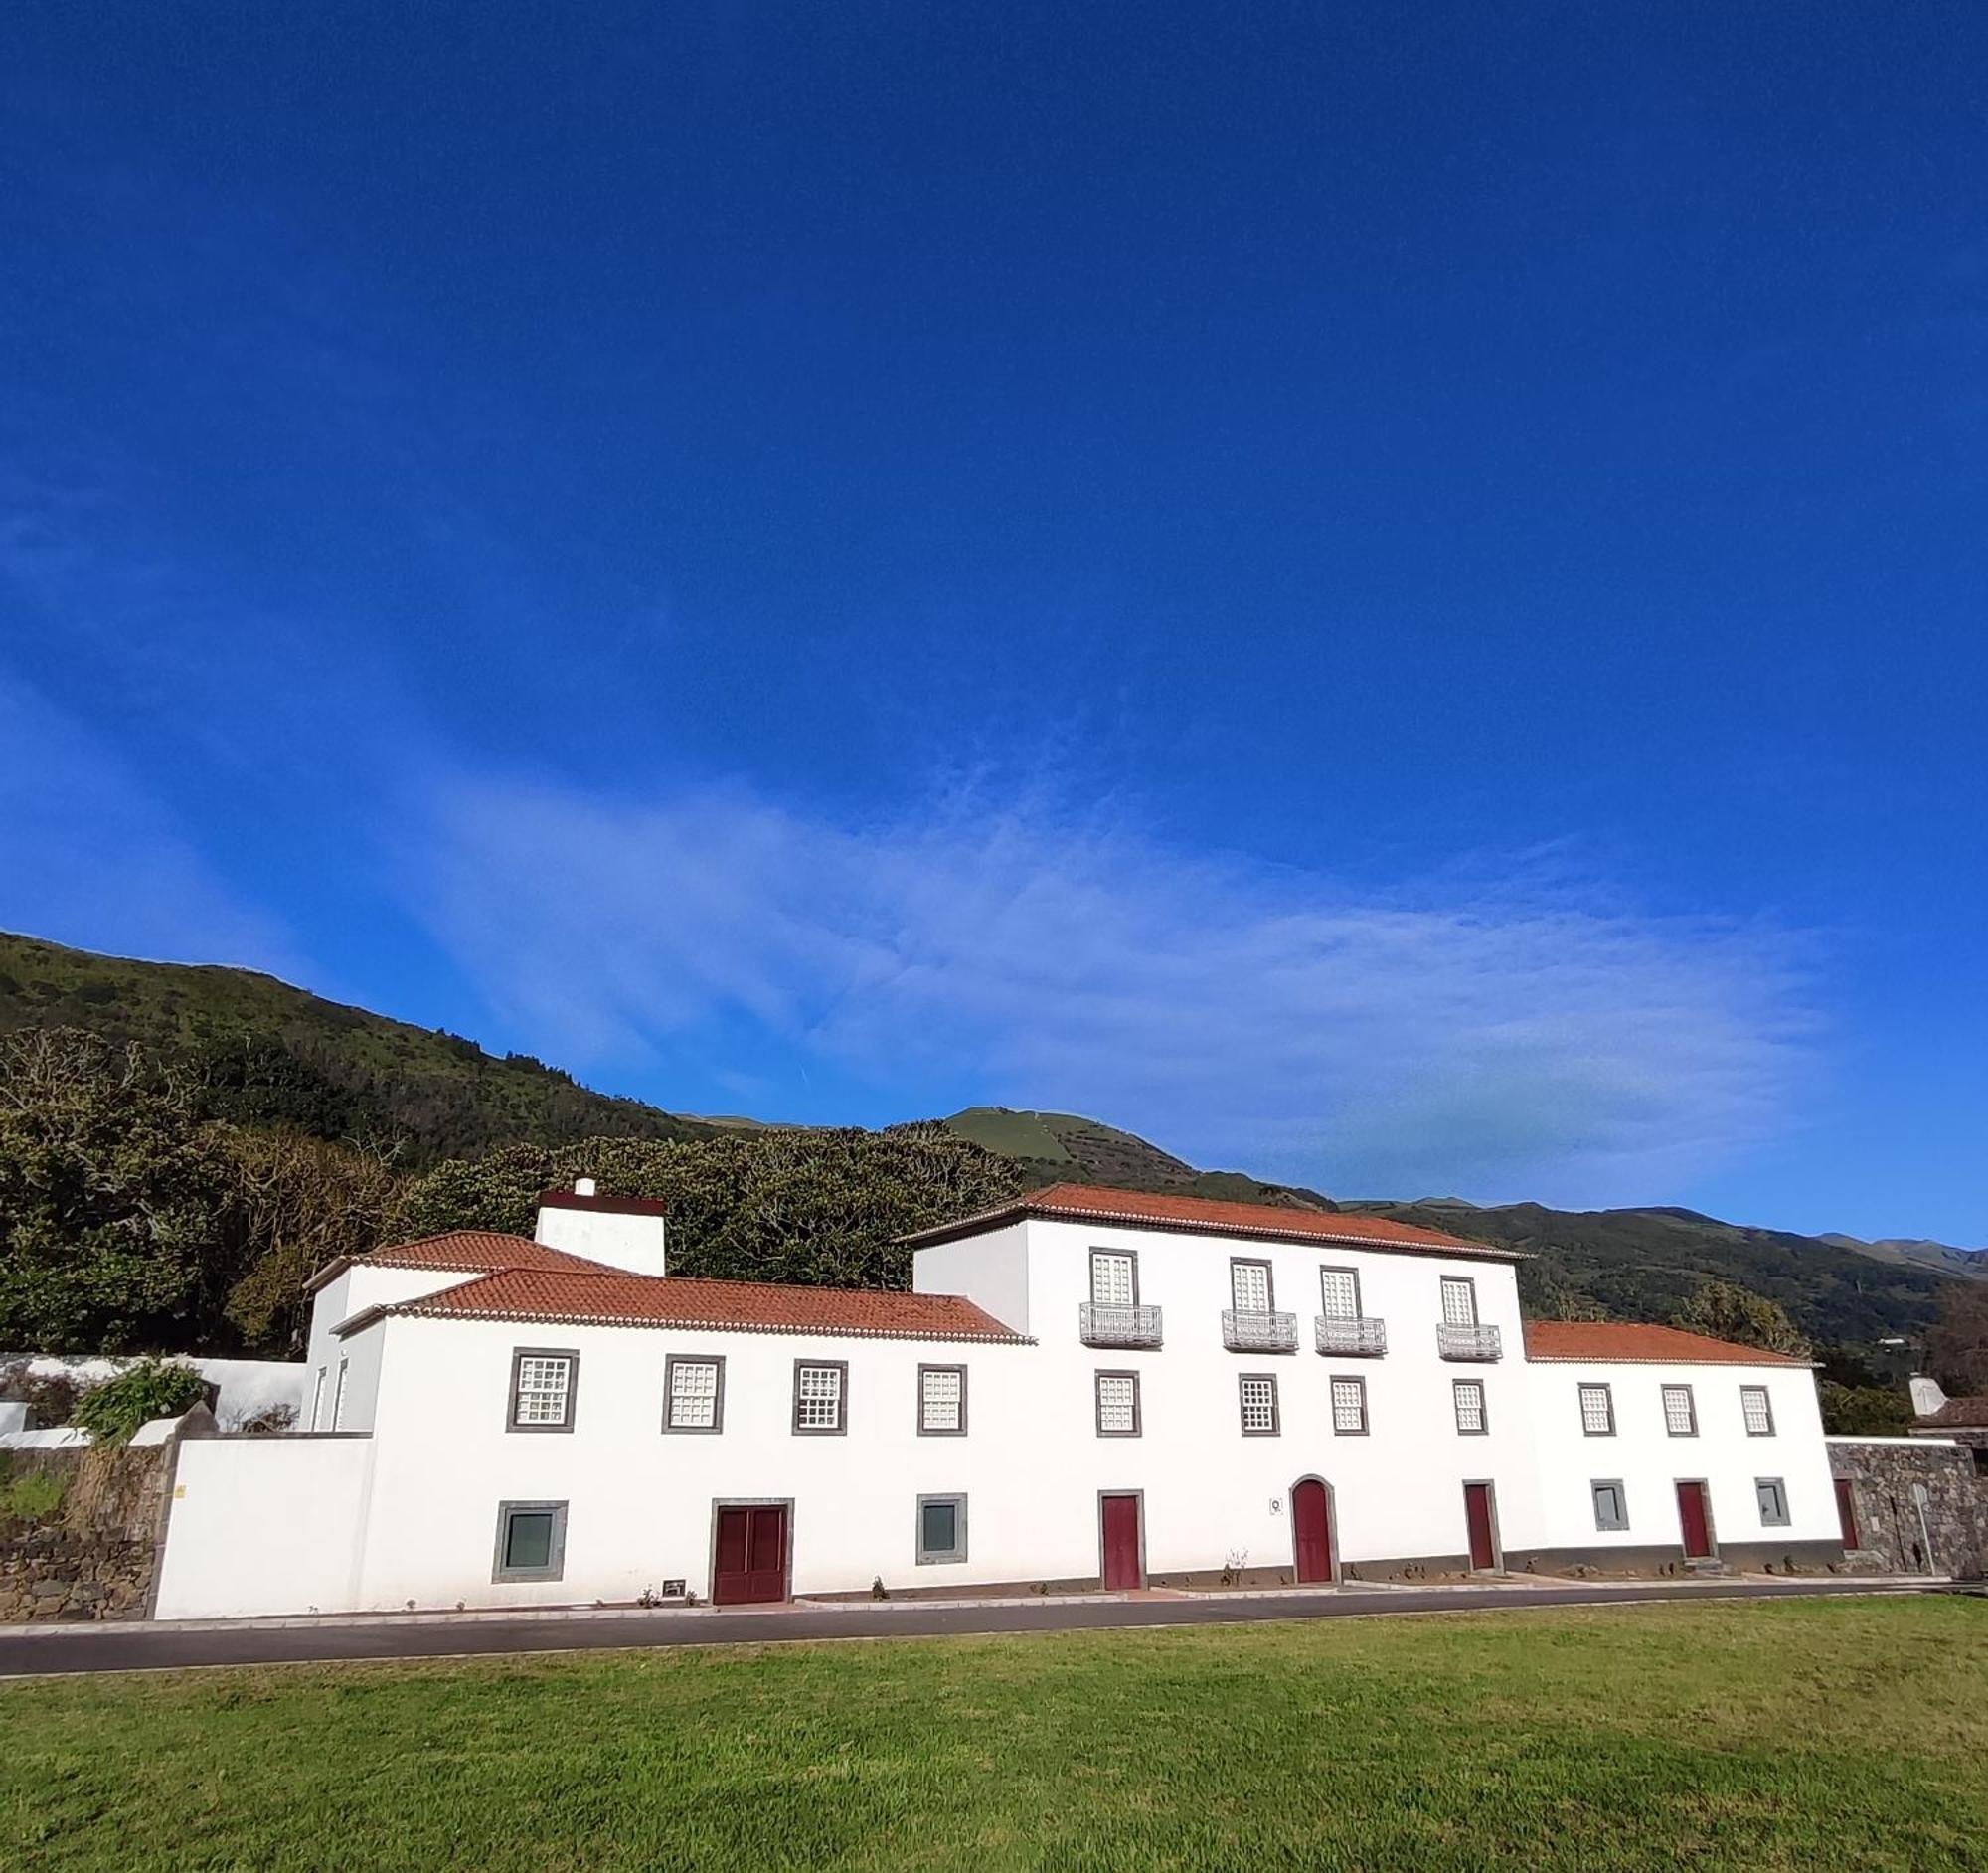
1740, 1386, 1775, 1437
492, 1500, 568, 1582
917, 1493, 968, 1564
1239, 1374, 1279, 1436
1578, 1384, 1615, 1436
1591, 1481, 1629, 1532
663, 1355, 725, 1433
1662, 1385, 1698, 1438
918, 1364, 967, 1435
1330, 1375, 1369, 1435
509, 1349, 579, 1432
1756, 1478, 1790, 1527
1452, 1379, 1487, 1435
1095, 1371, 1141, 1436
792, 1361, 848, 1434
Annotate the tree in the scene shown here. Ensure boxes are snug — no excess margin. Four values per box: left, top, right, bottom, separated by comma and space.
1924, 1280, 1988, 1395
0, 1029, 236, 1353
1819, 1382, 1914, 1437
1672, 1280, 1812, 1359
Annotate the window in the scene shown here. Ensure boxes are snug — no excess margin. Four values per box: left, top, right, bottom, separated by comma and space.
918, 1364, 967, 1435
1095, 1371, 1141, 1436
1089, 1250, 1137, 1307
1231, 1259, 1273, 1313
662, 1355, 725, 1433
1439, 1277, 1478, 1327
917, 1493, 968, 1565
492, 1501, 568, 1582
1756, 1478, 1790, 1527
508, 1349, 578, 1432
330, 1356, 350, 1431
1740, 1386, 1775, 1437
1661, 1384, 1698, 1438
1578, 1383, 1615, 1436
309, 1366, 326, 1431
792, 1360, 848, 1435
1319, 1267, 1361, 1319
1330, 1375, 1369, 1435
1238, 1374, 1280, 1436
1591, 1481, 1629, 1532
1452, 1378, 1487, 1435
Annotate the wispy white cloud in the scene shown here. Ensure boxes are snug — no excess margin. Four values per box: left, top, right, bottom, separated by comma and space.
400, 769, 1817, 1206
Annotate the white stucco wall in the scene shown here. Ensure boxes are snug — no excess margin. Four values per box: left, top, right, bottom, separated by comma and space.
911, 1221, 1032, 1338
3, 1354, 308, 1430
534, 1204, 667, 1277
302, 1266, 483, 1428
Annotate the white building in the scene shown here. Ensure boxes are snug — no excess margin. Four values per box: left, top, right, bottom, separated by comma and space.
152, 1181, 1845, 1618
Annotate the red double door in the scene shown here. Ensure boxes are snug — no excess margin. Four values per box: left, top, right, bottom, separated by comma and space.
712, 1504, 789, 1605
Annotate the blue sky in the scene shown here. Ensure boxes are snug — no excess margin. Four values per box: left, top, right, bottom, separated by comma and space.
2, 4, 1983, 1239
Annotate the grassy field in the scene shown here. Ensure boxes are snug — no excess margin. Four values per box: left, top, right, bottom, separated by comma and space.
4, 1598, 1985, 1870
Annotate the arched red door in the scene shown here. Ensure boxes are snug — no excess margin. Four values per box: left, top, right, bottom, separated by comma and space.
1292, 1479, 1333, 1583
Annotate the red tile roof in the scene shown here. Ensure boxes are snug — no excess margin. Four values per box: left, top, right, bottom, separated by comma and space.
363, 1266, 1029, 1343
1523, 1320, 1812, 1368
899, 1182, 1517, 1258
304, 1232, 618, 1294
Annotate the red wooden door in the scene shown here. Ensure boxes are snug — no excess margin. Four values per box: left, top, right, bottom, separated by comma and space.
1463, 1482, 1497, 1570
1834, 1478, 1859, 1551
712, 1504, 789, 1605
1292, 1480, 1333, 1583
1676, 1481, 1713, 1558
1100, 1493, 1143, 1590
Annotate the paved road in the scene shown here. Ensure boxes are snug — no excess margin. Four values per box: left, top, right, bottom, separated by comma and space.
0, 1576, 1952, 1678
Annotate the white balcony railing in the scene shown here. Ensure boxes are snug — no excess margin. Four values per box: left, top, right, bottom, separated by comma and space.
1437, 1322, 1503, 1362
1314, 1315, 1388, 1358
1222, 1308, 1299, 1353
1080, 1302, 1164, 1349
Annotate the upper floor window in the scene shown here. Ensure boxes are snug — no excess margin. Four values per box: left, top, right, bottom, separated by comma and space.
792, 1360, 848, 1435
1090, 1250, 1138, 1307
1661, 1384, 1698, 1438
918, 1364, 966, 1435
330, 1356, 350, 1431
663, 1355, 725, 1433
1452, 1378, 1487, 1435
1578, 1383, 1615, 1437
1319, 1267, 1362, 1319
1095, 1370, 1141, 1437
1330, 1375, 1369, 1435
1238, 1373, 1279, 1436
309, 1366, 327, 1432
1439, 1277, 1478, 1327
1740, 1386, 1775, 1437
1231, 1259, 1274, 1314
509, 1349, 579, 1432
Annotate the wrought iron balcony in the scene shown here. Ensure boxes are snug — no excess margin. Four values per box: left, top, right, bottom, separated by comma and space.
1437, 1322, 1503, 1362
1222, 1307, 1299, 1353
1314, 1314, 1388, 1358
1080, 1302, 1164, 1348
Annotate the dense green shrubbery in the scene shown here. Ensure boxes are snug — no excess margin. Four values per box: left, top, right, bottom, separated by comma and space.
70, 1359, 208, 1446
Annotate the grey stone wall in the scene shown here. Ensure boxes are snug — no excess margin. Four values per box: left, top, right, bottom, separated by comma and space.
1829, 1439, 1988, 1580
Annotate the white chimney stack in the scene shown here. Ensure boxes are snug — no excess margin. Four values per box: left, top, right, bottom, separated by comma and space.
1907, 1375, 1948, 1421
534, 1178, 666, 1277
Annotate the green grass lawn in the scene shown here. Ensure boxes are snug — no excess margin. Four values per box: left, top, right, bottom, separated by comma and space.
5, 1598, 1985, 1870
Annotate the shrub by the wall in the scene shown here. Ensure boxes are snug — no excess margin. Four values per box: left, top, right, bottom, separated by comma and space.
71, 1360, 207, 1447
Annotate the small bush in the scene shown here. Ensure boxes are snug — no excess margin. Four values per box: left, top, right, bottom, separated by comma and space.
0, 1471, 67, 1522
72, 1359, 208, 1446
233, 1402, 298, 1436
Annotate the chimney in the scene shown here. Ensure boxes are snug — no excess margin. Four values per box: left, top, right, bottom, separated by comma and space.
535, 1180, 667, 1277
1907, 1375, 1948, 1421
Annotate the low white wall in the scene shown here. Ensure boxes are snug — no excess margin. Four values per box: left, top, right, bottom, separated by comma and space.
4, 1355, 308, 1430
152, 1437, 376, 1619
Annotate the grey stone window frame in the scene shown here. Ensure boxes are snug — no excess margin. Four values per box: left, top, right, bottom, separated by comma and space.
1230, 1257, 1275, 1311
1089, 1247, 1141, 1306
1661, 1383, 1700, 1438
1740, 1385, 1776, 1437
1439, 1275, 1479, 1326
1319, 1265, 1363, 1318
916, 1362, 968, 1436
492, 1500, 569, 1582
1094, 1369, 1142, 1437
1238, 1372, 1280, 1437
916, 1492, 969, 1565
507, 1347, 580, 1433
1329, 1373, 1370, 1436
1578, 1382, 1616, 1437
1755, 1477, 1790, 1527
661, 1353, 727, 1434
791, 1358, 850, 1436
1591, 1480, 1629, 1532
1452, 1377, 1488, 1435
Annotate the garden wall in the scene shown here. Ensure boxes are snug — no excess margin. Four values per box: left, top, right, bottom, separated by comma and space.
1828, 1436, 1988, 1580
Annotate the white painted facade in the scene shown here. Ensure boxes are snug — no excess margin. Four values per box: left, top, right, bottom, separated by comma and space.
152, 1191, 1845, 1619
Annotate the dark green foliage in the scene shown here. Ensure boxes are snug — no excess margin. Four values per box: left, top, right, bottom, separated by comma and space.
1673, 1279, 1812, 1357
1818, 1382, 1914, 1436
1925, 1281, 1988, 1394
70, 1358, 208, 1445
